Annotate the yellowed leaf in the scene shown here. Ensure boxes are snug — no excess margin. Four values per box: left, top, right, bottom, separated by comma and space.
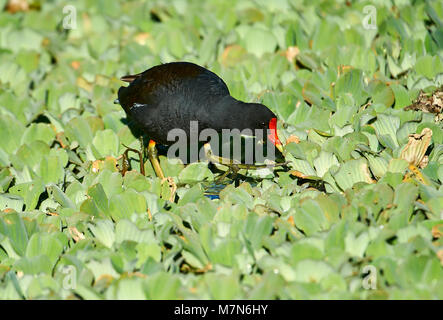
220, 44, 247, 67
290, 170, 309, 179
71, 61, 81, 70
6, 0, 29, 13
134, 32, 151, 45
286, 135, 300, 145
337, 65, 353, 77
432, 224, 443, 239
69, 226, 85, 242
285, 46, 300, 63
437, 250, 443, 267
287, 215, 295, 227
400, 128, 433, 167
92, 160, 103, 173
77, 77, 93, 92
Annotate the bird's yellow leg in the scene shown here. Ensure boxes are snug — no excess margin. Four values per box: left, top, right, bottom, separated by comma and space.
148, 140, 176, 201
147, 140, 165, 179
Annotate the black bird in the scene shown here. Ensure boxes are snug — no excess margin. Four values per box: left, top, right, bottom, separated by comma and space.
117, 61, 282, 178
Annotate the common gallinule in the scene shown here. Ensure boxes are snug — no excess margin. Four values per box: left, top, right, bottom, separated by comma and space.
117, 61, 283, 179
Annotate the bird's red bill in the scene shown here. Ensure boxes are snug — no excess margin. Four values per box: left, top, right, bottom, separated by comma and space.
268, 117, 282, 147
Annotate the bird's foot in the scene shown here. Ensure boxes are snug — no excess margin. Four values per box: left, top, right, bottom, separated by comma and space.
118, 143, 145, 176
117, 148, 130, 176
204, 143, 288, 182
215, 166, 239, 183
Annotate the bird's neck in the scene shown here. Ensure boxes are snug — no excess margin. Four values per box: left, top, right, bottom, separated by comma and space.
208, 96, 258, 130
214, 95, 244, 110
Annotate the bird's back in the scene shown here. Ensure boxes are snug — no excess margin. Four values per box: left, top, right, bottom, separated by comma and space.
118, 62, 232, 144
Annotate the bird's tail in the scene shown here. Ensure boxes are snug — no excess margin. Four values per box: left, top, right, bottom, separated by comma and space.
120, 73, 142, 83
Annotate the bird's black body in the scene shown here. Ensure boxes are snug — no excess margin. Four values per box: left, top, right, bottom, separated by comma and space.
117, 62, 276, 145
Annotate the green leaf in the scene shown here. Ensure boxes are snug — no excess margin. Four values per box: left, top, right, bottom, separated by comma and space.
6, 29, 43, 53
371, 114, 400, 149
0, 114, 25, 157
21, 123, 56, 146
145, 272, 181, 300
87, 183, 109, 215
47, 184, 76, 209
366, 154, 388, 179
334, 158, 373, 191
26, 233, 64, 268
345, 232, 369, 258
387, 159, 409, 174
95, 170, 123, 199
291, 242, 323, 264
334, 69, 368, 106
0, 168, 13, 192
178, 162, 214, 183
92, 129, 120, 158
242, 26, 277, 57
136, 242, 161, 266
243, 214, 273, 250
14, 255, 53, 275
38, 155, 65, 185
115, 279, 146, 300
0, 213, 28, 256
115, 220, 155, 244
178, 184, 204, 205
294, 260, 334, 283
205, 274, 241, 299
393, 182, 418, 213
293, 199, 330, 236
9, 180, 45, 211
108, 189, 147, 220
65, 117, 94, 149
367, 81, 394, 107
414, 55, 443, 80
88, 220, 115, 249
391, 84, 412, 109
313, 151, 339, 177
0, 194, 24, 212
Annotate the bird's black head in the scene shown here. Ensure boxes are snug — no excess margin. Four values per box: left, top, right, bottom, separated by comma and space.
245, 103, 276, 129
242, 103, 282, 149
